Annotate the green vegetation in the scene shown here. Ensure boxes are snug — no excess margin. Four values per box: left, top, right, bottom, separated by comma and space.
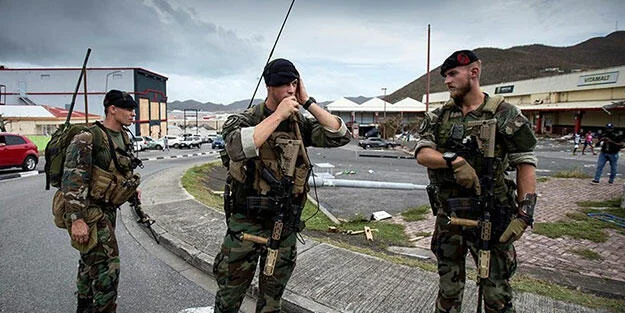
533, 197, 624, 242
26, 135, 51, 153
568, 248, 603, 261
511, 274, 625, 312
552, 167, 591, 178
536, 177, 550, 183
181, 161, 224, 211
401, 205, 430, 222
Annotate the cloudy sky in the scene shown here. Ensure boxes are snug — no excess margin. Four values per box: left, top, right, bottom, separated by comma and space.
1, 0, 624, 104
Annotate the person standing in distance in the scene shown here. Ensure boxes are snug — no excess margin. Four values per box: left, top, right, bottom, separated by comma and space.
213, 58, 351, 313
591, 123, 624, 184
415, 50, 537, 313
62, 90, 144, 312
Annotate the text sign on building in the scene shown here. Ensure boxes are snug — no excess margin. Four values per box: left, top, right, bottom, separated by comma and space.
577, 71, 619, 86
495, 85, 514, 94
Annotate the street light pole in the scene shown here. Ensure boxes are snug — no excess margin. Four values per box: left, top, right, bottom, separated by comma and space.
105, 70, 122, 92
381, 87, 387, 138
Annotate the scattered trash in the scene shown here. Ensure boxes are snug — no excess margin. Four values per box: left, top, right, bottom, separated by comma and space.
587, 213, 625, 228
371, 210, 392, 221
368, 169, 375, 174
328, 226, 339, 233
364, 226, 374, 240
408, 236, 424, 242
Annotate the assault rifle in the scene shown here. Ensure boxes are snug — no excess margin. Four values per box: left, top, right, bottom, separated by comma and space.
129, 193, 160, 244
445, 119, 497, 313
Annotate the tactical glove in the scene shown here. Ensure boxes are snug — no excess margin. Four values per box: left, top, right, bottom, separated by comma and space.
499, 218, 528, 243
452, 159, 481, 195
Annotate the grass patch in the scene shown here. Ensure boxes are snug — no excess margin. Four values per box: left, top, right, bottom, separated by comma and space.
533, 220, 608, 242
511, 274, 625, 312
569, 248, 603, 261
533, 196, 624, 242
181, 161, 224, 211
401, 205, 431, 222
26, 135, 51, 154
577, 198, 622, 209
552, 167, 591, 178
536, 177, 550, 183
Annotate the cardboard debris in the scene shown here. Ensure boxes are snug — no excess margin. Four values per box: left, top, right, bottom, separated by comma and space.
364, 226, 374, 241
371, 211, 392, 221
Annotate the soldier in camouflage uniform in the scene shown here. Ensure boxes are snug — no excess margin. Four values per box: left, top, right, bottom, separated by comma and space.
213, 58, 351, 313
415, 50, 537, 313
62, 90, 142, 313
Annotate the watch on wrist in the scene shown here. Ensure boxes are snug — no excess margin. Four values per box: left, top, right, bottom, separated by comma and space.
303, 97, 316, 110
70, 212, 83, 222
442, 152, 458, 169
518, 193, 537, 226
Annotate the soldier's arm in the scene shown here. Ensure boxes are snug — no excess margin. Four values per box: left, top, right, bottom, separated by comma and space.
61, 131, 93, 216
516, 163, 536, 201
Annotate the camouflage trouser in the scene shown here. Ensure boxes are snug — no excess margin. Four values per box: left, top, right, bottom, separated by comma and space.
213, 213, 298, 313
76, 210, 120, 313
431, 215, 517, 313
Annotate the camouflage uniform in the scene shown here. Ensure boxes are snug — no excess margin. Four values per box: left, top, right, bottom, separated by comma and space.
416, 94, 537, 313
62, 124, 136, 313
213, 102, 350, 313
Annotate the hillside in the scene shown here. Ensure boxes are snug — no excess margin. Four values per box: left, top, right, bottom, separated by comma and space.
167, 99, 262, 112
387, 31, 625, 103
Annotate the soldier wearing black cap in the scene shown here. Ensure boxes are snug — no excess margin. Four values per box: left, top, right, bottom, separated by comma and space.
213, 59, 351, 313
416, 50, 537, 313
592, 123, 624, 184
62, 89, 141, 312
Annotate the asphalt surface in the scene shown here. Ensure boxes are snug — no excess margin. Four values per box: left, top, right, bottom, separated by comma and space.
0, 154, 220, 313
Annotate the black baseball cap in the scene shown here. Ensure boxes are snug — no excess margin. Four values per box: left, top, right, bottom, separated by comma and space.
104, 89, 137, 109
263, 58, 299, 86
440, 50, 480, 76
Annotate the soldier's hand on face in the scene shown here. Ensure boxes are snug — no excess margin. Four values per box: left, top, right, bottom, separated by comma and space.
499, 218, 528, 243
452, 159, 481, 195
276, 96, 300, 120
296, 78, 309, 104
71, 219, 90, 244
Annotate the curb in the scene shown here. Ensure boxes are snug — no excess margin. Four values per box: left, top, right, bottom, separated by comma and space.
138, 151, 219, 162
0, 152, 218, 182
144, 199, 340, 313
0, 170, 45, 181
359, 152, 414, 159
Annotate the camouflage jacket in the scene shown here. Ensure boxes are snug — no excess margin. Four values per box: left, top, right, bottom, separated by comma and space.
222, 102, 351, 200
416, 94, 537, 204
61, 124, 133, 215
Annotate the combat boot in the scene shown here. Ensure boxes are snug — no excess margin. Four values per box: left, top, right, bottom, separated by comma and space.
76, 297, 94, 313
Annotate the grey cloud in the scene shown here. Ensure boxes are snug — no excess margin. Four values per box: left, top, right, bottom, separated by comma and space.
0, 0, 264, 77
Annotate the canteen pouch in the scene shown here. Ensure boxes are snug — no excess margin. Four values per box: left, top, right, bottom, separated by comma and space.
52, 189, 68, 229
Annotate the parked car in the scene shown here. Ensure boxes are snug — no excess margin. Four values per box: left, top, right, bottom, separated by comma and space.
164, 135, 182, 148
179, 135, 202, 149
358, 137, 399, 149
211, 135, 225, 149
144, 136, 166, 150
132, 136, 148, 151
0, 132, 40, 171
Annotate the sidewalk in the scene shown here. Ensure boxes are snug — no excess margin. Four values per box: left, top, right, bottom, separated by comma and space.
136, 163, 622, 313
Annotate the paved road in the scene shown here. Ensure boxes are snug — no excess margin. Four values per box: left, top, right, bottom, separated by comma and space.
0, 155, 219, 313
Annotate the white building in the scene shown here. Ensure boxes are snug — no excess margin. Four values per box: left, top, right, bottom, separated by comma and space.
0, 67, 168, 137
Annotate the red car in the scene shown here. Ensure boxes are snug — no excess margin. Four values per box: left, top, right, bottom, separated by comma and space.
0, 133, 40, 171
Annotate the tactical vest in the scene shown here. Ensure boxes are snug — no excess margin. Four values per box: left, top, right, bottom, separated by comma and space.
88, 123, 141, 207
430, 95, 515, 210
227, 104, 311, 218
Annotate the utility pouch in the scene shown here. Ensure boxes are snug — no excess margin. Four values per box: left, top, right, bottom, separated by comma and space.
52, 189, 68, 229
292, 163, 311, 194
90, 165, 114, 201
108, 173, 141, 206
447, 197, 480, 219
426, 184, 442, 216
246, 196, 278, 215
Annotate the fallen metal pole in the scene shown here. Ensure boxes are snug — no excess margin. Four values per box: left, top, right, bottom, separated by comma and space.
308, 176, 427, 190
